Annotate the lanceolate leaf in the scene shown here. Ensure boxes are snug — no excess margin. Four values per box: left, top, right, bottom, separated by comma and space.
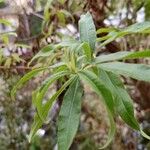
28, 76, 76, 142
99, 70, 140, 130
11, 67, 48, 100
34, 71, 70, 121
28, 45, 54, 65
98, 22, 150, 47
79, 70, 116, 148
79, 70, 114, 114
58, 78, 83, 150
98, 62, 150, 82
95, 50, 150, 63
99, 108, 116, 149
79, 12, 96, 51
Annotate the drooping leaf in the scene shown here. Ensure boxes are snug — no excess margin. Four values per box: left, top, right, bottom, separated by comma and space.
79, 12, 97, 51
98, 62, 150, 82
57, 78, 83, 150
79, 70, 116, 148
28, 76, 75, 142
99, 69, 140, 130
28, 45, 54, 66
79, 70, 114, 114
99, 108, 116, 149
34, 71, 70, 120
11, 67, 48, 100
95, 50, 150, 63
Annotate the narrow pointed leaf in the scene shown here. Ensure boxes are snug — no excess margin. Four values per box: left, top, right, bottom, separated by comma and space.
99, 108, 116, 149
79, 12, 96, 51
35, 71, 70, 121
79, 70, 115, 148
99, 70, 140, 130
95, 50, 150, 63
58, 78, 83, 150
28, 77, 75, 142
99, 62, 150, 82
11, 67, 48, 100
79, 70, 114, 114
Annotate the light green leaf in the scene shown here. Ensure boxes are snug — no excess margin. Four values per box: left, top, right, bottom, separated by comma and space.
28, 45, 54, 66
99, 70, 140, 130
0, 19, 13, 27
95, 50, 150, 63
28, 76, 75, 142
98, 22, 150, 47
98, 62, 150, 82
82, 42, 92, 61
58, 77, 83, 150
79, 12, 96, 51
11, 67, 48, 100
34, 71, 70, 120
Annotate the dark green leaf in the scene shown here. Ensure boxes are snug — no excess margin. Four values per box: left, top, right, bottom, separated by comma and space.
57, 78, 83, 150
99, 70, 140, 130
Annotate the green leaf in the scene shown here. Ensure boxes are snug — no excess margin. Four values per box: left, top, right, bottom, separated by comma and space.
28, 45, 54, 66
99, 70, 140, 130
79, 70, 114, 114
34, 71, 70, 120
123, 21, 150, 33
99, 108, 116, 149
11, 67, 48, 100
57, 78, 83, 150
95, 50, 150, 63
79, 12, 97, 51
28, 76, 75, 142
0, 19, 14, 27
79, 70, 116, 149
98, 22, 150, 47
82, 42, 92, 61
98, 62, 150, 82
96, 51, 130, 63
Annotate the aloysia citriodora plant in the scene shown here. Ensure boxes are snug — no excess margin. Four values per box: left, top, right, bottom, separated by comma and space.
11, 12, 150, 149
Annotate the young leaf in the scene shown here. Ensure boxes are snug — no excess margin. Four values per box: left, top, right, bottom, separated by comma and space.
79, 12, 97, 51
28, 76, 75, 142
82, 42, 92, 61
98, 62, 150, 82
34, 71, 70, 120
57, 78, 83, 150
11, 67, 48, 100
99, 70, 140, 130
28, 45, 54, 66
95, 50, 150, 63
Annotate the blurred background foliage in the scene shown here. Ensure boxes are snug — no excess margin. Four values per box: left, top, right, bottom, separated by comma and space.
0, 0, 150, 149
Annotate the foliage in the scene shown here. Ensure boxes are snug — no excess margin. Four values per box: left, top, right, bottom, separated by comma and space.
11, 11, 150, 150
